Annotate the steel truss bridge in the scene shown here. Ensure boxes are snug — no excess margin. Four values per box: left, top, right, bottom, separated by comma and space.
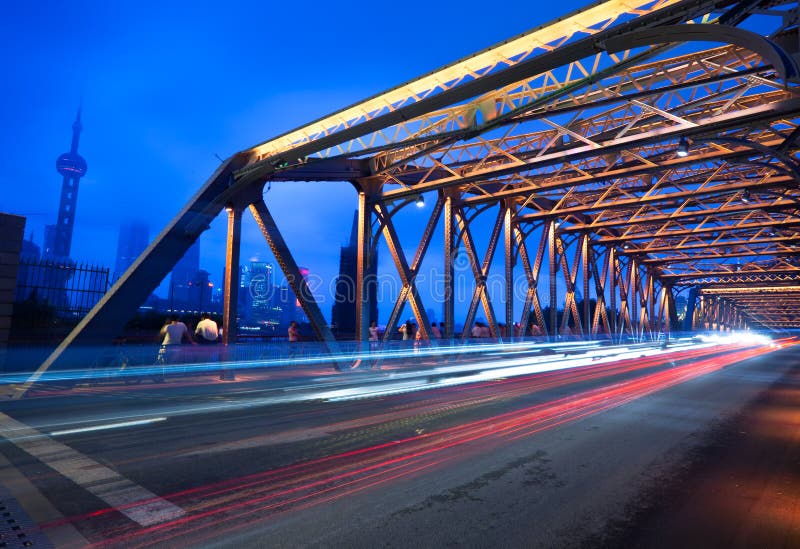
40, 0, 800, 374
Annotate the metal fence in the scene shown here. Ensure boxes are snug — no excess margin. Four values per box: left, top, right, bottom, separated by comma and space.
15, 258, 109, 317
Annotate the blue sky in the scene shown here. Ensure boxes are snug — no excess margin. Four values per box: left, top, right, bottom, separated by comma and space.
2, 0, 608, 323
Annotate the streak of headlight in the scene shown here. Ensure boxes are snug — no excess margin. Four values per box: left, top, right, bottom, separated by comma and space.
26, 342, 743, 428
695, 331, 772, 346
314, 342, 708, 401
85, 344, 785, 547
0, 339, 617, 384
49, 417, 167, 436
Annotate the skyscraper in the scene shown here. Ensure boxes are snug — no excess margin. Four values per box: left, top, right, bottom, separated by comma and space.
331, 211, 378, 337
169, 240, 200, 311
45, 108, 88, 260
114, 221, 150, 282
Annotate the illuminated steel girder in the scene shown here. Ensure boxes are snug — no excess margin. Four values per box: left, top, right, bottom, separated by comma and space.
32, 0, 800, 389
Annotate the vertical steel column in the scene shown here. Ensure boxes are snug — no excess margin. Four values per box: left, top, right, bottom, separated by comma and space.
628, 257, 639, 337
443, 193, 455, 340
647, 270, 655, 337
617, 255, 632, 336
697, 295, 705, 331
724, 300, 732, 331
712, 298, 719, 331
504, 204, 514, 338
222, 205, 242, 347
355, 191, 370, 343
582, 233, 590, 338
548, 220, 557, 339
668, 286, 678, 337
608, 247, 617, 337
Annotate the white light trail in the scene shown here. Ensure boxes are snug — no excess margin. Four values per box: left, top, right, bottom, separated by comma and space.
49, 417, 167, 436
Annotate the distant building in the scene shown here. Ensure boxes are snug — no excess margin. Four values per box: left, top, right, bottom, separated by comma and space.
114, 221, 149, 282
45, 108, 88, 261
187, 269, 213, 313
169, 241, 200, 311
249, 261, 281, 329
15, 235, 41, 303
1, 213, 25, 365
331, 212, 378, 337
38, 108, 90, 309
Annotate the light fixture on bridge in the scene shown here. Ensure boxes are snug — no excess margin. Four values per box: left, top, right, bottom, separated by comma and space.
415, 194, 425, 208
224, 202, 234, 213
741, 189, 751, 203
676, 137, 690, 157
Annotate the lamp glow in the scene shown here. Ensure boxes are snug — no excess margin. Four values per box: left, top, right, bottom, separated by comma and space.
677, 137, 689, 157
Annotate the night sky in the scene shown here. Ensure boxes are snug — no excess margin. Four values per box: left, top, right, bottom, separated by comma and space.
4, 0, 598, 323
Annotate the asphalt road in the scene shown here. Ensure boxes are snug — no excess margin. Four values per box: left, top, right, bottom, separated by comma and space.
0, 339, 797, 548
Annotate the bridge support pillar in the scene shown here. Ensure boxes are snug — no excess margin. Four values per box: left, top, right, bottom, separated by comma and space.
582, 233, 591, 338
504, 204, 514, 339
355, 191, 370, 343
220, 203, 242, 380
222, 205, 241, 347
443, 193, 455, 340
548, 220, 557, 340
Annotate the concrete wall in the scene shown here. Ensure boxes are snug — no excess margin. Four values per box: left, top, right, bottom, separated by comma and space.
0, 213, 25, 368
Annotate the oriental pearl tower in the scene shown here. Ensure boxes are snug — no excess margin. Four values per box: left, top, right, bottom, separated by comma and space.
50, 108, 88, 259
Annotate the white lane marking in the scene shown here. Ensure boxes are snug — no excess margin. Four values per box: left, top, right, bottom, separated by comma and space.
0, 413, 185, 526
50, 417, 167, 436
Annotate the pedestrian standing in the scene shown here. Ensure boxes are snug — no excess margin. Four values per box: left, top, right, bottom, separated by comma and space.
399, 320, 413, 341
288, 321, 300, 359
369, 320, 380, 351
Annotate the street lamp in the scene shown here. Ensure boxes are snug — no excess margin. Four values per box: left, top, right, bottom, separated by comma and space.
677, 137, 689, 157
415, 194, 425, 208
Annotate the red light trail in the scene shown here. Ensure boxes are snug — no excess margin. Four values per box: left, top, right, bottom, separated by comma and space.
40, 342, 791, 547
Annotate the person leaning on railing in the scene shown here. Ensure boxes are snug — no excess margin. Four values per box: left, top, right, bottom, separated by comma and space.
195, 313, 219, 344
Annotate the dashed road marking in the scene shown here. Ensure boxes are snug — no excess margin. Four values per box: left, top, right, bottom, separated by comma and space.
0, 413, 185, 526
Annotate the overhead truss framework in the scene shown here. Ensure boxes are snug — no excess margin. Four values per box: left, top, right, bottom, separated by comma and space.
38, 0, 800, 380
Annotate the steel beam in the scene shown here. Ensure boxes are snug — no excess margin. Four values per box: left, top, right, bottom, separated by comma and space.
582, 233, 591, 337
375, 201, 436, 341
443, 192, 456, 339
355, 191, 370, 343
549, 221, 557, 338
457, 205, 503, 340
222, 205, 242, 347
504, 204, 514, 338
249, 199, 342, 363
